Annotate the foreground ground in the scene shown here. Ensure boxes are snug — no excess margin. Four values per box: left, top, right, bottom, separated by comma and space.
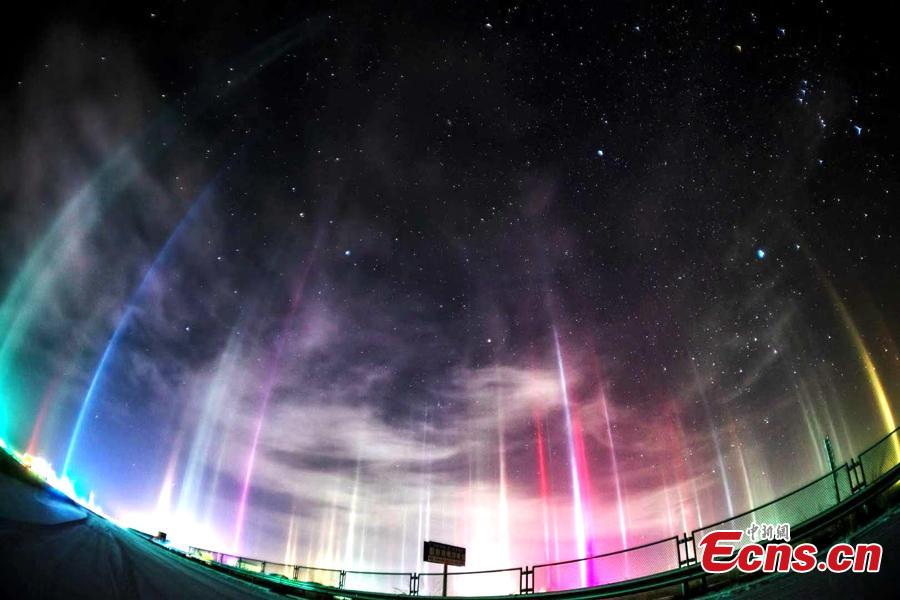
0, 455, 300, 599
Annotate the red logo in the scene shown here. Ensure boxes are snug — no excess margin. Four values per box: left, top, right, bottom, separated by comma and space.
698, 530, 881, 574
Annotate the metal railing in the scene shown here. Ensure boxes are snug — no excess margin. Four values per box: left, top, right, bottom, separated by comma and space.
181, 426, 900, 597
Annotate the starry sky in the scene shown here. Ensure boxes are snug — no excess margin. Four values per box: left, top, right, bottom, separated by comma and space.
1, 1, 898, 593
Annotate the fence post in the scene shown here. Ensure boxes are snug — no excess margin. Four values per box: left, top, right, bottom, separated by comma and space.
519, 566, 534, 594
409, 573, 419, 596
679, 532, 704, 597
678, 533, 696, 567
823, 436, 840, 502
849, 457, 867, 493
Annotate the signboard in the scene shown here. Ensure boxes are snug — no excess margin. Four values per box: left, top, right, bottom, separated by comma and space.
423, 540, 466, 567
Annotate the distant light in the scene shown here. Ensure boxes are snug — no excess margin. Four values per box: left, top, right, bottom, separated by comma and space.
596, 149, 604, 157
344, 250, 351, 256
853, 124, 863, 136
756, 248, 766, 259
0, 437, 104, 518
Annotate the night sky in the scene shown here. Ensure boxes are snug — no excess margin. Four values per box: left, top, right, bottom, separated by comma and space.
1, 1, 898, 593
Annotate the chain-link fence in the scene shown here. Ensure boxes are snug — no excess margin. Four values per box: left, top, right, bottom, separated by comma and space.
260, 560, 294, 579
292, 565, 343, 587
859, 428, 899, 485
691, 464, 852, 562
531, 537, 679, 593
178, 426, 898, 597
418, 567, 521, 596
344, 570, 413, 594
189, 549, 241, 568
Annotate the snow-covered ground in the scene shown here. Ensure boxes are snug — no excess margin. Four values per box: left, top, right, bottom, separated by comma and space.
0, 453, 319, 599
